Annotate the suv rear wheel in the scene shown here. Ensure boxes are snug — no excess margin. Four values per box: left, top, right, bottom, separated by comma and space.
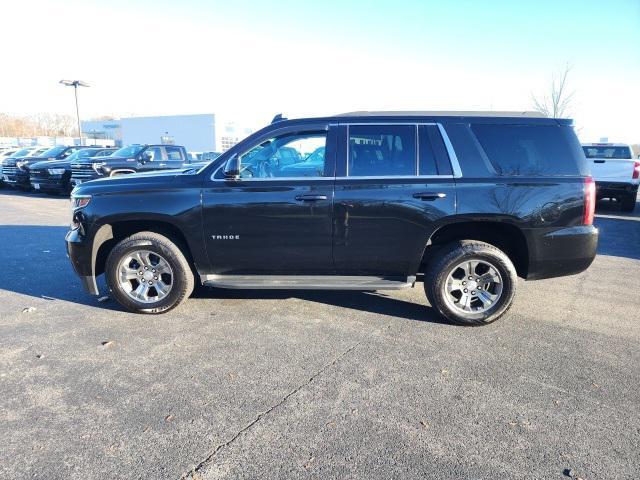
424, 240, 517, 326
105, 232, 194, 313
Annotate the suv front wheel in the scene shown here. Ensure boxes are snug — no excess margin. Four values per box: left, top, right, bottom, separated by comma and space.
424, 240, 517, 326
105, 232, 194, 313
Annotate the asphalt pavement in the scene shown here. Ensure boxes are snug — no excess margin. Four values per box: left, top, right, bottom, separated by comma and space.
0, 189, 638, 480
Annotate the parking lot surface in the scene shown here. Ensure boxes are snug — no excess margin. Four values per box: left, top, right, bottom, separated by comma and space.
0, 189, 639, 480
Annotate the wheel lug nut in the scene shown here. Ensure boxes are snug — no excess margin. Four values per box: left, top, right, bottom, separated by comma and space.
154, 276, 158, 280
462, 281, 466, 285
149, 281, 153, 285
471, 291, 476, 295
468, 276, 473, 280
463, 288, 468, 293
152, 269, 156, 273
144, 266, 148, 270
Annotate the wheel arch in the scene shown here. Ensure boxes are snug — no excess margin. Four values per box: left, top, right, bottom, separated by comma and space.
94, 219, 195, 278
420, 220, 530, 278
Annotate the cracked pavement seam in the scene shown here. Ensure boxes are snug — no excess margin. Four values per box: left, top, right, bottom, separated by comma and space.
179, 332, 374, 480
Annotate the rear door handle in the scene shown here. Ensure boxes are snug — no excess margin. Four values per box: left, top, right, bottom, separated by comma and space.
159, 163, 167, 166
413, 192, 447, 201
295, 194, 328, 202
593, 160, 605, 163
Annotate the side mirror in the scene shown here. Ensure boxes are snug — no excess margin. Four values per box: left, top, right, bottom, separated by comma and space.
140, 152, 152, 163
224, 153, 241, 179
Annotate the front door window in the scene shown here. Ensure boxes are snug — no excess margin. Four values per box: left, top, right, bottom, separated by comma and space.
239, 133, 327, 179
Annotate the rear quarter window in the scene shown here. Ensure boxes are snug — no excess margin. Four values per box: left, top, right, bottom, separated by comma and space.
471, 124, 588, 177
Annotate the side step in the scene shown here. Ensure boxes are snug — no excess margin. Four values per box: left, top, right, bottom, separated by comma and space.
201, 275, 416, 290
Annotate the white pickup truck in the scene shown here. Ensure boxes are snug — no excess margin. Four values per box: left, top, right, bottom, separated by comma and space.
582, 143, 639, 212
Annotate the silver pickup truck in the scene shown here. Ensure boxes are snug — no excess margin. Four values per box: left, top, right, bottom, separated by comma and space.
582, 143, 639, 212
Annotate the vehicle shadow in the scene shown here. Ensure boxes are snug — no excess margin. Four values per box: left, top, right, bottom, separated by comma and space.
594, 198, 640, 261
192, 287, 448, 325
0, 224, 445, 322
0, 225, 116, 310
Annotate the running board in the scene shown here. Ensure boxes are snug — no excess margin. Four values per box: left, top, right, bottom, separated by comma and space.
201, 275, 416, 290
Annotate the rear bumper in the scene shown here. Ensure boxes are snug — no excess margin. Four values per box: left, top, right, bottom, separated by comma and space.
595, 181, 639, 198
526, 225, 599, 280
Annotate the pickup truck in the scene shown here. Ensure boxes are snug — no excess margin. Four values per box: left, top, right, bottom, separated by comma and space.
2, 145, 92, 190
70, 144, 188, 186
582, 143, 639, 212
66, 112, 598, 326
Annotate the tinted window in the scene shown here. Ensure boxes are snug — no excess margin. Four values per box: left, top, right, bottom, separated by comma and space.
472, 124, 588, 176
582, 146, 632, 159
418, 125, 453, 175
240, 132, 326, 179
348, 125, 416, 176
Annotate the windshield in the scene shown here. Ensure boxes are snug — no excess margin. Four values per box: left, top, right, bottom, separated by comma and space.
583, 146, 632, 159
112, 145, 145, 157
40, 146, 67, 158
9, 148, 33, 158
66, 149, 101, 161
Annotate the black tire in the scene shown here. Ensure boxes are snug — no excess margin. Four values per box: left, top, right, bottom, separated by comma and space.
620, 192, 637, 213
424, 240, 517, 326
105, 231, 194, 314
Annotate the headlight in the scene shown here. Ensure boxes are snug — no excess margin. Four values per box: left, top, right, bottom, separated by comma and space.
70, 195, 91, 230
92, 162, 105, 173
16, 161, 27, 170
48, 168, 66, 175
71, 195, 91, 209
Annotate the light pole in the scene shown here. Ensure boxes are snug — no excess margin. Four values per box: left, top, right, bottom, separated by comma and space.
59, 80, 89, 145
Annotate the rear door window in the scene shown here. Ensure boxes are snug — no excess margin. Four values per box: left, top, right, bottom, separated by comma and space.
348, 125, 416, 176
471, 124, 588, 176
418, 125, 453, 176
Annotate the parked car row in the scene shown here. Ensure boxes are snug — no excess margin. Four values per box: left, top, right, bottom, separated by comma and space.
0, 143, 220, 195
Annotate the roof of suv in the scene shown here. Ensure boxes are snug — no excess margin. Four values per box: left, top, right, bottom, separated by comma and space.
272, 111, 571, 126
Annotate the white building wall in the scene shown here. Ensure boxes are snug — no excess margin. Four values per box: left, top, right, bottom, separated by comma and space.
121, 114, 216, 152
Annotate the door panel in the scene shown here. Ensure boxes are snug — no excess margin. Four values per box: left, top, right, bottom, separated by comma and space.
202, 180, 334, 274
333, 177, 456, 276
332, 123, 457, 276
201, 124, 337, 275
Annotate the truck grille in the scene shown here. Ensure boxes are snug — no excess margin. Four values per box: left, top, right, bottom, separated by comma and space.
71, 163, 97, 179
2, 166, 17, 176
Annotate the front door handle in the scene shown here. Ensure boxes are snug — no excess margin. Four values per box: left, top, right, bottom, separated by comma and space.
159, 163, 167, 166
295, 194, 328, 202
413, 192, 447, 201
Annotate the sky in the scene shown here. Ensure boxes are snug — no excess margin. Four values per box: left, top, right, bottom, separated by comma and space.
1, 0, 639, 143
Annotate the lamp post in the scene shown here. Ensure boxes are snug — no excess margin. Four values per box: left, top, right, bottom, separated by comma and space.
59, 80, 89, 145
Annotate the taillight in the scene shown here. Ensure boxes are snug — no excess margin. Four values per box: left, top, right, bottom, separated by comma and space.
633, 161, 640, 180
583, 176, 596, 225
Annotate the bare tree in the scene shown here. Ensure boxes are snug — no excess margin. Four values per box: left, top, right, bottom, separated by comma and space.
532, 63, 575, 118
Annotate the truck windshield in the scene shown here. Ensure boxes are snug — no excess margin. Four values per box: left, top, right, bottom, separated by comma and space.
9, 148, 33, 158
40, 146, 67, 158
112, 145, 145, 157
67, 149, 101, 161
582, 146, 632, 159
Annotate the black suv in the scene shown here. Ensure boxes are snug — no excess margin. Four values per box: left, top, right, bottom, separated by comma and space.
29, 148, 115, 195
70, 144, 188, 186
3, 145, 92, 190
66, 112, 598, 325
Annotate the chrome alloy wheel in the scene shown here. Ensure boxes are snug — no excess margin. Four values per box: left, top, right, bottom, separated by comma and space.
443, 259, 503, 314
117, 250, 173, 304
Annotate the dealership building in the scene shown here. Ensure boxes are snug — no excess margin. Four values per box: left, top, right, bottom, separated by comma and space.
81, 114, 256, 152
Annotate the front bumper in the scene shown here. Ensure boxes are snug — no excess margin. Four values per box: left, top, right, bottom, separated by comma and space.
2, 168, 30, 187
30, 174, 69, 193
66, 227, 100, 295
526, 225, 599, 280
